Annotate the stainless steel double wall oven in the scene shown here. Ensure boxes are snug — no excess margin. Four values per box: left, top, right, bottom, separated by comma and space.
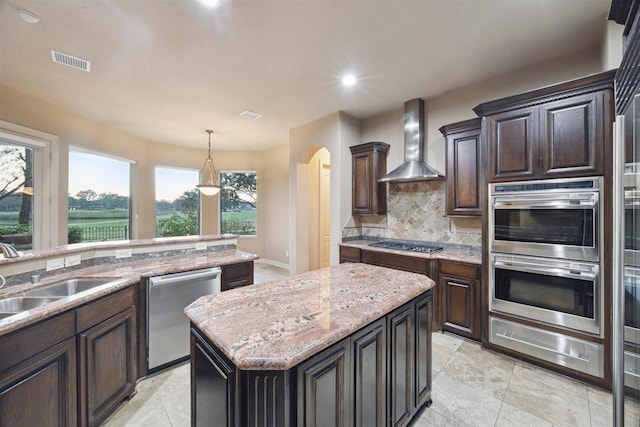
488, 177, 605, 378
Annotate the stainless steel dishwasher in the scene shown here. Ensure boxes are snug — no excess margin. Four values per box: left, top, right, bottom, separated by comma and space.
147, 267, 221, 372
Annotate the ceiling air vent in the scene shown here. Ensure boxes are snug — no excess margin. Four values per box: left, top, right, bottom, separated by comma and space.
50, 50, 91, 72
240, 110, 262, 120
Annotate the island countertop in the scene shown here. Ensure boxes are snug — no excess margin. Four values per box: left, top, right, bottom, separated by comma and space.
185, 262, 435, 371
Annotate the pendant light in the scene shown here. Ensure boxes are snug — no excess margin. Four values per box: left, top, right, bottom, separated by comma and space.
197, 130, 221, 196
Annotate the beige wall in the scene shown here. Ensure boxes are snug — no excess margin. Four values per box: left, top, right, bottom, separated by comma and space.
0, 84, 288, 262
289, 112, 361, 274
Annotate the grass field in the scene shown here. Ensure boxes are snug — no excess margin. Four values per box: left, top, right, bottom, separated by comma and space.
0, 210, 255, 232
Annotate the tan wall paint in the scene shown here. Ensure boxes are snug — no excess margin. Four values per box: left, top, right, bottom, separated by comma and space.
289, 112, 361, 274
261, 146, 290, 267
602, 20, 624, 71
0, 84, 289, 262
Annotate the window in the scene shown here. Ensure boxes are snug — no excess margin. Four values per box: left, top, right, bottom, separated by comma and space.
220, 171, 257, 236
155, 167, 200, 237
0, 143, 35, 251
68, 149, 131, 243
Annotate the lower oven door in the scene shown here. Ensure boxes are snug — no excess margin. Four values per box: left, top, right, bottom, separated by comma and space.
490, 253, 601, 336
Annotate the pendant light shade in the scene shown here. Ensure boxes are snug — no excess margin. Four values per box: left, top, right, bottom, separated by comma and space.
197, 130, 221, 196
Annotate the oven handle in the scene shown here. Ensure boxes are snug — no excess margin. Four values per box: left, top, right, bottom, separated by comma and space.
494, 257, 598, 279
493, 193, 597, 208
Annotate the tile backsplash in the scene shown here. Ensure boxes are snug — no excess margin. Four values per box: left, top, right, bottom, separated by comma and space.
342, 180, 482, 247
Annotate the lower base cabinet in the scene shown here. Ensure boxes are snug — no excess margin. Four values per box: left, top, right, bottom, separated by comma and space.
78, 306, 137, 427
191, 291, 433, 427
0, 286, 138, 427
0, 337, 78, 427
438, 261, 481, 341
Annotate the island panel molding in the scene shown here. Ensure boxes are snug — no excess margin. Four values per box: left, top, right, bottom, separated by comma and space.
187, 263, 435, 427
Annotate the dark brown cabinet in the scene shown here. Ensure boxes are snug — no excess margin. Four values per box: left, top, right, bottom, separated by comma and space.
0, 336, 77, 427
474, 70, 615, 183
0, 285, 138, 427
352, 318, 386, 427
297, 338, 351, 426
191, 328, 236, 427
339, 245, 362, 263
438, 260, 481, 341
350, 142, 390, 215
191, 291, 432, 426
221, 261, 254, 291
439, 118, 482, 216
78, 306, 137, 427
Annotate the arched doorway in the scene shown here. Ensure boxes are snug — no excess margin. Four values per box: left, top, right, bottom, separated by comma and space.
307, 147, 330, 271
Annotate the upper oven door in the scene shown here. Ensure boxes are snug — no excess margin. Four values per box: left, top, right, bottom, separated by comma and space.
489, 178, 602, 262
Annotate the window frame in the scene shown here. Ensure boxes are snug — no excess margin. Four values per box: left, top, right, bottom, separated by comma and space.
219, 170, 258, 238
0, 121, 59, 250
68, 146, 135, 243
154, 165, 201, 238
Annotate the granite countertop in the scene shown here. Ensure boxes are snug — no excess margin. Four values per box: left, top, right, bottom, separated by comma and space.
340, 240, 481, 264
0, 249, 258, 336
185, 262, 435, 371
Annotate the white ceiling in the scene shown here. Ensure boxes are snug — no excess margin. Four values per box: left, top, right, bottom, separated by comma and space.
0, 0, 611, 151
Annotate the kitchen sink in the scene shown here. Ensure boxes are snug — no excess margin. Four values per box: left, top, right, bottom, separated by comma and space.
28, 278, 113, 297
0, 278, 115, 321
0, 296, 63, 313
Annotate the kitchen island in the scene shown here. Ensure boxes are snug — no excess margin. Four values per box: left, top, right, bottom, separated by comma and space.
185, 262, 435, 427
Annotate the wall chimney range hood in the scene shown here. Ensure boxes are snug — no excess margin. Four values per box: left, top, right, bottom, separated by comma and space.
378, 98, 444, 183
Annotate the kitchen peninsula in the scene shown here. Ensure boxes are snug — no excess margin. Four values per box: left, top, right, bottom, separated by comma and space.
185, 262, 435, 427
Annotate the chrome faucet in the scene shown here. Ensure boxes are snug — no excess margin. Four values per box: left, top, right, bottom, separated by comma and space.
0, 242, 20, 258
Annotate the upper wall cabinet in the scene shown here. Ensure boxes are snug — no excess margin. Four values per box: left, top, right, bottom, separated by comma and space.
474, 70, 615, 183
439, 118, 481, 216
350, 142, 390, 215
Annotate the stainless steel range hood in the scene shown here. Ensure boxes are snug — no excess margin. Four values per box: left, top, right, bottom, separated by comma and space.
378, 98, 444, 183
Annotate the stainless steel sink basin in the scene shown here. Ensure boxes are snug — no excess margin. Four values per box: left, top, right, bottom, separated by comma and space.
0, 296, 63, 312
28, 278, 113, 297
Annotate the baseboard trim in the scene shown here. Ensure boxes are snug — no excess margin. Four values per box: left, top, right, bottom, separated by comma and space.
255, 258, 290, 271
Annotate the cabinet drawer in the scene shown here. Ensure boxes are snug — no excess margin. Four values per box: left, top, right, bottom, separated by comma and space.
222, 262, 254, 291
76, 286, 135, 332
339, 246, 361, 263
439, 261, 479, 279
362, 250, 428, 274
0, 311, 75, 371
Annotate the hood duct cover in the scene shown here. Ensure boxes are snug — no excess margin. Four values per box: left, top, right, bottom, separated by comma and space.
378, 98, 444, 183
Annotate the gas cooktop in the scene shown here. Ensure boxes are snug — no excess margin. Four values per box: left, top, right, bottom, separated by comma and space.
368, 241, 444, 254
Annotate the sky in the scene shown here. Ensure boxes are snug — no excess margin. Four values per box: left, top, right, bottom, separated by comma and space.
68, 152, 198, 202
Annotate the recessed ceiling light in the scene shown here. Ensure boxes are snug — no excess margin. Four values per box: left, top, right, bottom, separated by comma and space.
199, 0, 221, 7
342, 74, 357, 86
17, 9, 40, 24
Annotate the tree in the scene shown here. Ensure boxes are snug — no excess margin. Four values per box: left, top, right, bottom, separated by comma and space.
221, 172, 256, 212
175, 189, 199, 213
0, 145, 32, 227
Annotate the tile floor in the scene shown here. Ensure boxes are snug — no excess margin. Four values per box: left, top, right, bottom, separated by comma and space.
102, 263, 637, 427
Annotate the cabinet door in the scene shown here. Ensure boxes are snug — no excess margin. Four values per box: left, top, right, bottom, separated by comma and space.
296, 338, 351, 427
350, 142, 388, 215
0, 337, 77, 427
414, 293, 433, 411
352, 318, 386, 427
540, 92, 604, 177
191, 328, 236, 427
439, 274, 480, 340
388, 304, 414, 427
352, 151, 373, 214
446, 127, 481, 215
78, 306, 137, 427
486, 107, 538, 182
222, 261, 254, 291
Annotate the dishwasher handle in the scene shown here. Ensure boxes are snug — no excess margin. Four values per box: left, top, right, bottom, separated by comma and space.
149, 267, 221, 287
